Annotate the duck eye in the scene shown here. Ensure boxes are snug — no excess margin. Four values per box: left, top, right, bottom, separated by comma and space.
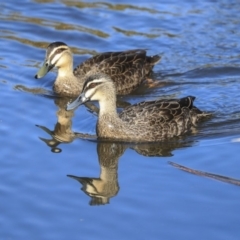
55, 47, 66, 54
83, 81, 99, 92
89, 83, 96, 88
55, 49, 61, 54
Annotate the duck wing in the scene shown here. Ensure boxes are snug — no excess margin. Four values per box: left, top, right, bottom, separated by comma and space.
74, 49, 160, 94
119, 96, 197, 125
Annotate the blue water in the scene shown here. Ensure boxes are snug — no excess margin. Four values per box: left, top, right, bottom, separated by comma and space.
1, 0, 240, 239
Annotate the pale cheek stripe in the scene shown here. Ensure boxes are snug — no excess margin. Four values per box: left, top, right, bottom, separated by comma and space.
50, 53, 61, 65
85, 89, 95, 98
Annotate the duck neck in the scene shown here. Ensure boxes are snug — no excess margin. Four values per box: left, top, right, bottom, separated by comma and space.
98, 94, 118, 119
54, 53, 83, 96
57, 55, 75, 79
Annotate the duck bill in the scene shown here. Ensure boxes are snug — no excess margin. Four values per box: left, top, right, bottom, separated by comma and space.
66, 93, 88, 110
35, 60, 54, 79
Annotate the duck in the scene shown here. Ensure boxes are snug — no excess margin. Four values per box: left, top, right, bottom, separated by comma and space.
66, 72, 211, 142
35, 41, 160, 97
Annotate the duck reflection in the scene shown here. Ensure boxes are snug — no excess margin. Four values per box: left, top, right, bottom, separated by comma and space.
68, 142, 124, 206
67, 139, 194, 206
37, 97, 96, 153
67, 139, 240, 206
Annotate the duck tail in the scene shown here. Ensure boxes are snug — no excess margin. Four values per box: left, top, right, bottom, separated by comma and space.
151, 54, 161, 64
190, 106, 212, 126
147, 55, 161, 66
144, 55, 161, 75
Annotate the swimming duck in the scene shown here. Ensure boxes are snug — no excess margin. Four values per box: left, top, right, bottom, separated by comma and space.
66, 72, 211, 142
35, 42, 160, 97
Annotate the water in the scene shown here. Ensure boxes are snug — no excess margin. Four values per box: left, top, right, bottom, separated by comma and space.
1, 0, 240, 239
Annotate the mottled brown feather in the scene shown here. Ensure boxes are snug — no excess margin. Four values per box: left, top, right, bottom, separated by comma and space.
74, 49, 160, 95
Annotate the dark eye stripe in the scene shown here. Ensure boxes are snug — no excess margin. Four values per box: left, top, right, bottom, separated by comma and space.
85, 82, 101, 91
82, 76, 98, 91
55, 47, 67, 54
49, 47, 67, 63
87, 82, 99, 89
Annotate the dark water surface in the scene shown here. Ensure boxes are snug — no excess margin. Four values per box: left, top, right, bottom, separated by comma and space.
1, 0, 240, 239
